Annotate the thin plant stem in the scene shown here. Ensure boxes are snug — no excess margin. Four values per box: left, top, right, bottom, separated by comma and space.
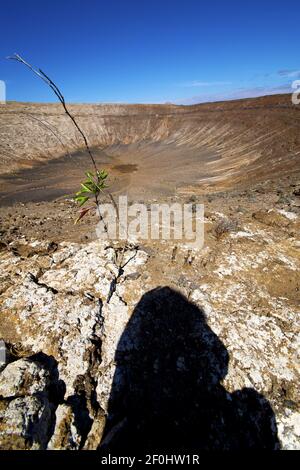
7, 53, 117, 231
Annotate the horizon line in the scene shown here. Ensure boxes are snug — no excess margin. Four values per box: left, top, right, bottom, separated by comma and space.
1, 91, 292, 108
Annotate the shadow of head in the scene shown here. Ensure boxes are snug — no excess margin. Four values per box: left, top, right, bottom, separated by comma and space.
100, 287, 279, 451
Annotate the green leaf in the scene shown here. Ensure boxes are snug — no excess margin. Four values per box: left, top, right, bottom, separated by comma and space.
80, 183, 93, 193
97, 169, 108, 180
85, 171, 95, 182
72, 168, 109, 210
75, 195, 90, 207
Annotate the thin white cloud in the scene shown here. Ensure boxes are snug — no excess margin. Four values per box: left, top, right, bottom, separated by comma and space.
176, 84, 292, 105
180, 80, 232, 87
278, 69, 300, 78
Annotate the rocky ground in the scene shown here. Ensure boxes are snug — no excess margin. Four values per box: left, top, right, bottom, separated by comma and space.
0, 173, 299, 450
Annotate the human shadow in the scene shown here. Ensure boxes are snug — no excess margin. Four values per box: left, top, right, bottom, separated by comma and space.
99, 287, 280, 452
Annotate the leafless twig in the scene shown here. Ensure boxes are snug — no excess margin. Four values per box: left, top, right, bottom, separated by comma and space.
7, 53, 114, 231
7, 54, 98, 172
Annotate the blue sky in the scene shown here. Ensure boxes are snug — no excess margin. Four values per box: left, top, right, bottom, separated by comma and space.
0, 0, 299, 104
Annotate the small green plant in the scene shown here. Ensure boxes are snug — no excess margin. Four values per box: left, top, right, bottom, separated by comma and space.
74, 169, 108, 223
75, 170, 108, 206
